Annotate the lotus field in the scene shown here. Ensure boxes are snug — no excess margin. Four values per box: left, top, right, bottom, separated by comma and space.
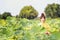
0, 17, 60, 40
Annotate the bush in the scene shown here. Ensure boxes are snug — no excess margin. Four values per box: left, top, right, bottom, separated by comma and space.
45, 3, 60, 18
2, 12, 12, 19
19, 5, 38, 19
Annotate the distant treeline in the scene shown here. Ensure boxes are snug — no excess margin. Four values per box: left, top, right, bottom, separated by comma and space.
0, 3, 60, 19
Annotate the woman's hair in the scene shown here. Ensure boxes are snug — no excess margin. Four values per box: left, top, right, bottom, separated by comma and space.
40, 13, 46, 19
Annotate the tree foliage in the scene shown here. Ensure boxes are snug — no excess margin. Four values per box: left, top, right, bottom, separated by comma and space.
2, 12, 12, 19
45, 3, 60, 18
19, 5, 38, 19
0, 14, 2, 19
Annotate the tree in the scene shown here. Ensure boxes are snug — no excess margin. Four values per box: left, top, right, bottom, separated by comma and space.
0, 14, 2, 19
44, 3, 60, 18
19, 5, 38, 19
2, 12, 12, 19
57, 4, 60, 17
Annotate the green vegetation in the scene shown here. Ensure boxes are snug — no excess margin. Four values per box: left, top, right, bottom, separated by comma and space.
0, 17, 60, 40
19, 5, 38, 19
0, 3, 60, 40
45, 3, 60, 18
0, 12, 12, 19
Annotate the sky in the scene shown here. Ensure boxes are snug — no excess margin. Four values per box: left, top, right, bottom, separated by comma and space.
0, 0, 60, 17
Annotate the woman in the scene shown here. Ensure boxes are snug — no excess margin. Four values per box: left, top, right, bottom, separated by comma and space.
40, 13, 51, 33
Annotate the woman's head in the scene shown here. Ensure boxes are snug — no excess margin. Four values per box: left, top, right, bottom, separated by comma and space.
40, 13, 46, 23
40, 13, 46, 19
